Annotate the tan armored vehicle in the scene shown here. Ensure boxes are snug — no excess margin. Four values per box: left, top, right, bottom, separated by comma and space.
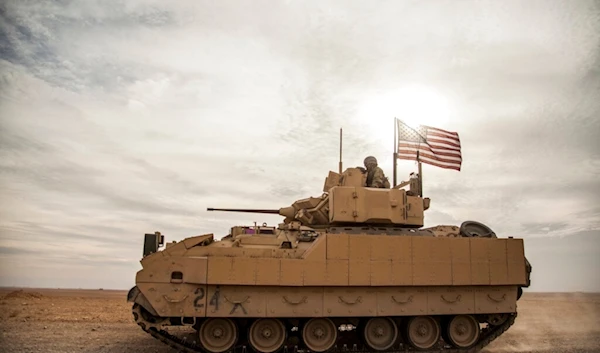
128, 167, 531, 353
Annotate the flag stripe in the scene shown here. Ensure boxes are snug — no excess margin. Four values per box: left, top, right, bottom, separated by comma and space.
398, 149, 462, 164
424, 125, 459, 137
398, 143, 462, 160
398, 148, 462, 165
425, 137, 461, 150
397, 150, 461, 171
398, 136, 462, 155
426, 133, 462, 147
396, 119, 462, 171
399, 140, 459, 153
426, 131, 460, 141
419, 156, 461, 171
425, 133, 461, 145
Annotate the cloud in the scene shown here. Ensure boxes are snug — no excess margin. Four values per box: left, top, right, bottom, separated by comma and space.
0, 246, 39, 256
0, 0, 178, 92
0, 0, 599, 291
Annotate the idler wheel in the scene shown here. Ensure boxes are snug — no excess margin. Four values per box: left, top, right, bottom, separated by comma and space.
248, 318, 286, 353
446, 315, 480, 348
363, 317, 398, 351
406, 316, 440, 350
459, 221, 497, 238
302, 318, 337, 352
198, 318, 238, 353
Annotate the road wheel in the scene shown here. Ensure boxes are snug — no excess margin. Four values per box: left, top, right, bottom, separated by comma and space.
198, 318, 238, 352
446, 315, 480, 348
302, 318, 337, 352
248, 318, 286, 353
406, 316, 440, 350
363, 317, 398, 351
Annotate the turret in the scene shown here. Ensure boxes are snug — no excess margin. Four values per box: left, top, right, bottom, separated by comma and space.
208, 167, 430, 229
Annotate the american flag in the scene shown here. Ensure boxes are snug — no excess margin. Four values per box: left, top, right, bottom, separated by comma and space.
396, 119, 462, 171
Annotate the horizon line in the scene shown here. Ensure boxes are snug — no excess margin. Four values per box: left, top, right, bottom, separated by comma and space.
0, 286, 598, 295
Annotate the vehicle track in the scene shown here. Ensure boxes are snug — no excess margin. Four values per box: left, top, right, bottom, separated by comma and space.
132, 303, 516, 353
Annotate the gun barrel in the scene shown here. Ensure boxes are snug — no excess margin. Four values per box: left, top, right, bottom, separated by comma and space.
207, 208, 281, 214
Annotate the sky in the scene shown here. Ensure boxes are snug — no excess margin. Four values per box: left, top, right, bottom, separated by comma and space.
0, 0, 599, 292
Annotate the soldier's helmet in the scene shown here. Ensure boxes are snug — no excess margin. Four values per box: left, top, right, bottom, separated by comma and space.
364, 156, 377, 168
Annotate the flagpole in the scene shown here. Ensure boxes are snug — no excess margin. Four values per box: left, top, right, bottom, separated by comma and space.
414, 126, 423, 197
339, 128, 343, 174
418, 160, 423, 197
393, 118, 397, 187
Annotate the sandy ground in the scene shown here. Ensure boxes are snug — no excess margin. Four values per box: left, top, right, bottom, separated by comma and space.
0, 288, 598, 353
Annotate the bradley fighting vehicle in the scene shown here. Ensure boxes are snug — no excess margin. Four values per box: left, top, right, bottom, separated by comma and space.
128, 166, 532, 353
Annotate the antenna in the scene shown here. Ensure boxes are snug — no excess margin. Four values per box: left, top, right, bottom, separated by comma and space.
339, 128, 343, 174
393, 117, 397, 186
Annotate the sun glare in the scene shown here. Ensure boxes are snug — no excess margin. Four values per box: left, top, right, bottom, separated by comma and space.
357, 85, 454, 141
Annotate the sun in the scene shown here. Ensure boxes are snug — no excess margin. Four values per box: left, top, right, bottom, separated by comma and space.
357, 84, 454, 140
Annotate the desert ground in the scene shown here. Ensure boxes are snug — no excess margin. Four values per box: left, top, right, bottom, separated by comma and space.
0, 288, 598, 353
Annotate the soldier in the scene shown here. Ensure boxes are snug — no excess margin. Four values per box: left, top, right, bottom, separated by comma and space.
362, 156, 390, 188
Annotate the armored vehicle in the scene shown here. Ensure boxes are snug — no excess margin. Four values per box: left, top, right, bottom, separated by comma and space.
128, 167, 531, 353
